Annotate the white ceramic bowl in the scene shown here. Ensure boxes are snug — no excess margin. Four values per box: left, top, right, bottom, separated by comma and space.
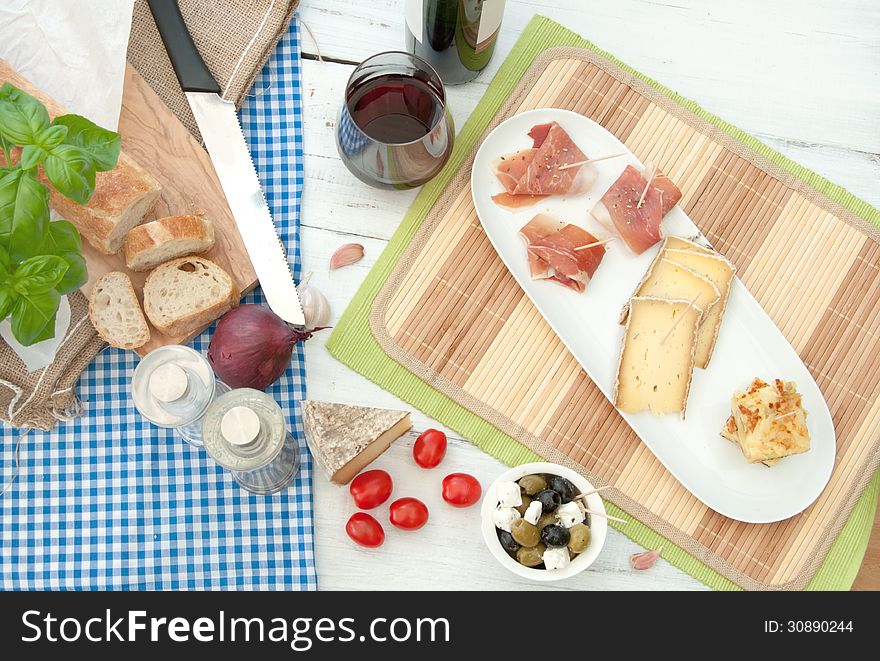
480, 462, 608, 582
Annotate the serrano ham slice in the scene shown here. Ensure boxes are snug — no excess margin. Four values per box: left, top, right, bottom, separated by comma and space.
590, 163, 682, 254
519, 215, 607, 293
491, 122, 597, 201
490, 192, 546, 209
519, 214, 562, 279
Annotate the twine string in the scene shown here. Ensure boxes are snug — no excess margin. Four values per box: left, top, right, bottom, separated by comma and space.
222, 0, 279, 100
1, 429, 28, 498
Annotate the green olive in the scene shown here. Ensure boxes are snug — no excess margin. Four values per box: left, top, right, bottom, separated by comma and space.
537, 513, 557, 530
515, 494, 532, 517
567, 523, 591, 554
510, 518, 540, 547
518, 474, 548, 496
516, 542, 546, 567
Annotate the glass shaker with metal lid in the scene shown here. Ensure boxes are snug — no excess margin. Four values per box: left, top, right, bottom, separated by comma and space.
201, 388, 300, 495
131, 345, 229, 447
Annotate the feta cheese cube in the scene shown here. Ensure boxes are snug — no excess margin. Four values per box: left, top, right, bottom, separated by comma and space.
496, 481, 522, 507
556, 501, 584, 528
523, 500, 543, 525
542, 546, 570, 570
492, 506, 521, 533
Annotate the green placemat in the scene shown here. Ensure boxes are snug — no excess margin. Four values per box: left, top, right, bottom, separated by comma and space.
327, 15, 879, 590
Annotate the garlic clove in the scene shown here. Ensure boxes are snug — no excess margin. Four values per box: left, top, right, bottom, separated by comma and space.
329, 243, 364, 270
296, 279, 331, 329
630, 547, 663, 570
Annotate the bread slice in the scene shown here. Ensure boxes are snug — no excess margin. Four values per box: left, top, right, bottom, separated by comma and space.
0, 58, 161, 255
124, 215, 215, 271
88, 272, 150, 350
143, 256, 237, 337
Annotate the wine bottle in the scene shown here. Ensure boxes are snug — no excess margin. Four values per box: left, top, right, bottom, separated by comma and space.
404, 0, 506, 85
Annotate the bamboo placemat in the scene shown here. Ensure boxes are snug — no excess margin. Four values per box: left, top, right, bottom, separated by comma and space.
327, 16, 880, 590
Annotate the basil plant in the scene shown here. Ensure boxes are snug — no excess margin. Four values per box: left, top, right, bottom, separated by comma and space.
0, 83, 120, 345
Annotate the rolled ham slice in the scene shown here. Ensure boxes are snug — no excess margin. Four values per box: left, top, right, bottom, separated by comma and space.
491, 192, 546, 209
519, 214, 607, 293
591, 162, 682, 254
519, 214, 562, 279
491, 122, 597, 201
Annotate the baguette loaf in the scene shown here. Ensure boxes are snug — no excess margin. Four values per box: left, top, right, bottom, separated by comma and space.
124, 215, 215, 271
0, 58, 161, 255
143, 257, 237, 337
88, 272, 150, 350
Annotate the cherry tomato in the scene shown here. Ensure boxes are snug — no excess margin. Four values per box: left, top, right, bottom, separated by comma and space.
389, 497, 429, 530
412, 428, 447, 468
349, 469, 393, 510
345, 512, 385, 548
441, 473, 482, 508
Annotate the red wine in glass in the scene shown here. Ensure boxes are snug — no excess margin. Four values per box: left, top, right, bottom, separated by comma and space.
337, 52, 454, 189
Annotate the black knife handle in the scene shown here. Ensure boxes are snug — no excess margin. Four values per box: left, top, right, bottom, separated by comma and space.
146, 0, 221, 94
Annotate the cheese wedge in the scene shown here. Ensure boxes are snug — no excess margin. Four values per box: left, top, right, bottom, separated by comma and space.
619, 258, 720, 325
727, 378, 810, 464
661, 235, 716, 255
614, 297, 701, 417
662, 248, 736, 369
301, 400, 412, 484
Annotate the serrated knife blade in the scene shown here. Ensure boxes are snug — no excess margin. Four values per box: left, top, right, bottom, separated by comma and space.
146, 0, 304, 326
185, 92, 305, 326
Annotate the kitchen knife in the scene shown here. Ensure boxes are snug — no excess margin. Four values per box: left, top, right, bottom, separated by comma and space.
146, 0, 305, 326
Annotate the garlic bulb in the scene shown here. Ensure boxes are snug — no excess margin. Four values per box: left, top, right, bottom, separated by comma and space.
297, 277, 330, 329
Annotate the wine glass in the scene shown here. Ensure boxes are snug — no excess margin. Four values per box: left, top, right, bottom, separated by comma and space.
336, 51, 454, 189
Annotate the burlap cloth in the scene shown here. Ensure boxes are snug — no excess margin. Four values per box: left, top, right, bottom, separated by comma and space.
128, 0, 300, 141
0, 0, 298, 430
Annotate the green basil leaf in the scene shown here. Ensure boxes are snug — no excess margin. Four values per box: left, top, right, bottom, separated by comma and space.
55, 251, 87, 295
0, 168, 50, 260
0, 244, 10, 274
43, 144, 96, 204
0, 283, 17, 320
28, 311, 58, 344
25, 222, 87, 294
36, 124, 68, 150
36, 219, 82, 256
52, 115, 120, 172
19, 144, 47, 170
0, 134, 10, 161
0, 83, 50, 146
13, 254, 68, 294
10, 288, 60, 346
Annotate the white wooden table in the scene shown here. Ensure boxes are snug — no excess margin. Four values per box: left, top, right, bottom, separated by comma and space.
297, 0, 880, 590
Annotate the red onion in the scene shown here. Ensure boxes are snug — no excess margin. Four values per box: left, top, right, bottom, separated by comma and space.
208, 304, 325, 390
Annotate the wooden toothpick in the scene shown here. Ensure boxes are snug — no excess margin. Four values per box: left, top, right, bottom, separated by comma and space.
636, 164, 657, 208
556, 152, 626, 171
571, 485, 614, 499
660, 294, 701, 345
573, 237, 616, 252
576, 503, 628, 524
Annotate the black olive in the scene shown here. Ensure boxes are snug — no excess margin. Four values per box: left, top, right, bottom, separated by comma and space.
497, 529, 520, 555
535, 489, 561, 513
541, 524, 570, 548
548, 475, 577, 503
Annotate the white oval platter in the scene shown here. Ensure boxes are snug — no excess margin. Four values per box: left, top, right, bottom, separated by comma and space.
471, 108, 835, 523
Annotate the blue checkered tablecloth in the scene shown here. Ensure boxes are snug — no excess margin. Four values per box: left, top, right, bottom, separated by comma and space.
0, 20, 317, 590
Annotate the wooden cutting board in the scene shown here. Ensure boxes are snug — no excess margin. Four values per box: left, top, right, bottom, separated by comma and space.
81, 64, 258, 356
